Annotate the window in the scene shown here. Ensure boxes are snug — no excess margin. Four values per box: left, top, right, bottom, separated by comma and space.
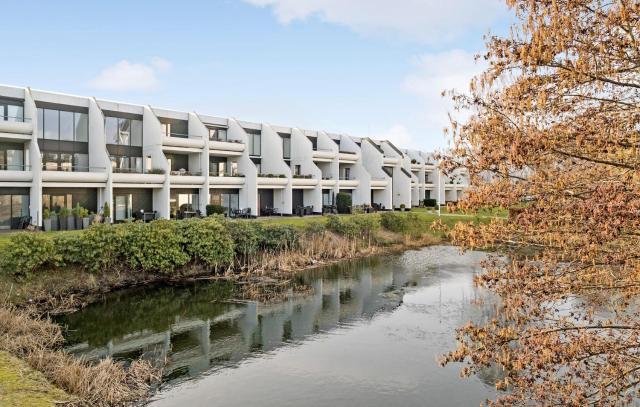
294, 165, 301, 176
38, 108, 88, 142
282, 136, 291, 159
44, 109, 59, 140
0, 144, 24, 170
130, 120, 142, 146
74, 113, 88, 142
247, 131, 261, 156
0, 99, 24, 122
105, 116, 142, 146
344, 167, 351, 180
209, 128, 227, 141
59, 111, 74, 141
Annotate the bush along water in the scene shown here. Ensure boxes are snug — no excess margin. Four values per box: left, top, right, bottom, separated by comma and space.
0, 212, 437, 278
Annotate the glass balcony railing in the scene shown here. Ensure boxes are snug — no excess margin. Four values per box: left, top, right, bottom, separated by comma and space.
1, 115, 30, 123
112, 167, 165, 175
165, 132, 202, 139
209, 171, 245, 177
0, 164, 31, 171
170, 170, 202, 176
41, 165, 106, 172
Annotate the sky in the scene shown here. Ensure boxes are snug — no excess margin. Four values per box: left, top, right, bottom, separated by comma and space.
0, 0, 512, 151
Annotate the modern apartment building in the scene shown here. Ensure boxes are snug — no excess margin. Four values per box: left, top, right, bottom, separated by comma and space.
0, 85, 468, 229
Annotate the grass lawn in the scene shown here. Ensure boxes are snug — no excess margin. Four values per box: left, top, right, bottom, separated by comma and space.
0, 351, 70, 407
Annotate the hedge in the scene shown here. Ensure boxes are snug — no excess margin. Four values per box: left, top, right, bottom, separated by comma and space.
0, 217, 305, 276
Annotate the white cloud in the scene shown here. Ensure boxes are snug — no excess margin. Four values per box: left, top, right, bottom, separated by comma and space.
402, 49, 486, 148
243, 0, 506, 44
89, 58, 172, 92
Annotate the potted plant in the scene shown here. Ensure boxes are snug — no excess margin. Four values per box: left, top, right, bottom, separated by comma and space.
102, 202, 111, 224
43, 208, 52, 232
72, 204, 82, 230
400, 203, 406, 212
59, 207, 71, 230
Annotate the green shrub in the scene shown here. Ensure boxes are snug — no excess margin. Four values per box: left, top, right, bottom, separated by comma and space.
0, 233, 55, 276
226, 221, 262, 258
206, 204, 225, 216
80, 223, 125, 272
180, 217, 234, 268
423, 198, 437, 207
52, 233, 85, 266
380, 212, 423, 236
259, 224, 300, 252
326, 214, 380, 241
336, 193, 352, 214
122, 220, 190, 274
303, 221, 326, 236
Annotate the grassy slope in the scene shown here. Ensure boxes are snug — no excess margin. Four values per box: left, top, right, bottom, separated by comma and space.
0, 351, 71, 407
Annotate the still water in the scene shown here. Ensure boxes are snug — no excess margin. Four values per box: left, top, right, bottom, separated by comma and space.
57, 246, 499, 406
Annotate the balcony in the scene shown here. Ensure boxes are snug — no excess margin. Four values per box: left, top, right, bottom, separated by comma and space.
0, 116, 33, 140
162, 133, 205, 150
169, 169, 205, 186
257, 174, 289, 188
209, 173, 245, 187
209, 139, 245, 157
41, 166, 108, 185
320, 178, 337, 187
0, 164, 32, 183
370, 177, 389, 189
312, 148, 336, 162
111, 168, 166, 185
338, 151, 359, 162
291, 174, 319, 188
338, 177, 359, 189
410, 162, 423, 171
383, 156, 400, 166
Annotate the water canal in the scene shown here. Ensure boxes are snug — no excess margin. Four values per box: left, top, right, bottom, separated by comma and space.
56, 246, 500, 406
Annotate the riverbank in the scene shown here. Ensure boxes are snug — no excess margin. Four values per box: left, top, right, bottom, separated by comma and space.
1, 209, 494, 313
0, 210, 500, 406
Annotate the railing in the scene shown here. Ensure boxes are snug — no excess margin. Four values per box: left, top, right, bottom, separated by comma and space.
210, 137, 243, 143
42, 165, 106, 172
112, 167, 165, 175
292, 174, 313, 179
166, 132, 202, 139
170, 170, 202, 176
209, 172, 245, 177
1, 115, 31, 123
0, 164, 31, 171
258, 173, 287, 178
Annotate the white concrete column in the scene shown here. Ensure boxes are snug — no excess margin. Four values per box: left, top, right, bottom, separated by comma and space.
144, 106, 170, 218
24, 88, 42, 226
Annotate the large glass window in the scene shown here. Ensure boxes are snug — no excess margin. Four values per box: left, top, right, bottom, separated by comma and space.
209, 128, 228, 141
0, 99, 24, 122
210, 189, 239, 216
0, 144, 25, 171
39, 108, 88, 142
282, 136, 291, 159
44, 109, 59, 140
247, 131, 261, 156
105, 116, 142, 146
74, 113, 88, 142
130, 120, 142, 146
59, 111, 74, 141
0, 194, 29, 230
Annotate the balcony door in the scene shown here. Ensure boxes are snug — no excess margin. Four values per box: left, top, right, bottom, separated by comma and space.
114, 194, 132, 222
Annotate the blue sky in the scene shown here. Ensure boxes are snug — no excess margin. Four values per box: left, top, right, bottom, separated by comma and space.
0, 0, 511, 151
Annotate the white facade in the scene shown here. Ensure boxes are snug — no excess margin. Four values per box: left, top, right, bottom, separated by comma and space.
0, 85, 468, 228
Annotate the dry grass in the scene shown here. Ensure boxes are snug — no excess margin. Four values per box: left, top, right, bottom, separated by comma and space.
0, 306, 160, 406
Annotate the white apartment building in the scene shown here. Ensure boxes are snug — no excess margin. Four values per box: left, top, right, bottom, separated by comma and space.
0, 85, 468, 229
